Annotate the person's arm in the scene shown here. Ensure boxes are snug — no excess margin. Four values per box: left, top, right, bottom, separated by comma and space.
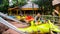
34, 16, 37, 22
54, 10, 59, 15
52, 12, 55, 16
52, 9, 59, 16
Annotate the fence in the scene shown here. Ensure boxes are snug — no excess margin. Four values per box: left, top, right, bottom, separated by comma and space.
41, 15, 60, 24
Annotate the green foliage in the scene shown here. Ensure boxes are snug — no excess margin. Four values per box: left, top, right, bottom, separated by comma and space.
18, 0, 27, 7
0, 0, 9, 12
9, 0, 27, 7
32, 0, 43, 7
32, 0, 52, 7
32, 0, 53, 15
0, 0, 27, 13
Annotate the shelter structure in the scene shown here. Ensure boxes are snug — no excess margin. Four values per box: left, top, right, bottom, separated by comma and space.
8, 1, 39, 15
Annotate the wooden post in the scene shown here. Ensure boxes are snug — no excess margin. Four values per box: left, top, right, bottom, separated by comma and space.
35, 10, 36, 16
24, 11, 25, 16
8, 10, 9, 15
16, 9, 18, 15
8, 8, 12, 16
10, 10, 12, 15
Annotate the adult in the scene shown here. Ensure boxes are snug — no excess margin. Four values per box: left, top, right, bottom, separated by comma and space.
34, 13, 44, 25
52, 4, 60, 24
52, 4, 60, 16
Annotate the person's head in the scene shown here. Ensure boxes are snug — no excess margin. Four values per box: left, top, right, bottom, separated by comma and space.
55, 6, 59, 11
54, 4, 60, 11
37, 13, 41, 17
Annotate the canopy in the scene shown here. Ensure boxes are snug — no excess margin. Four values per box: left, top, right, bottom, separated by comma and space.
22, 1, 38, 8
21, 1, 39, 10
52, 0, 60, 5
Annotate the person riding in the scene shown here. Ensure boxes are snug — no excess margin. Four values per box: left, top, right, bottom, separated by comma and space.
52, 5, 60, 16
34, 13, 44, 25
52, 5, 60, 24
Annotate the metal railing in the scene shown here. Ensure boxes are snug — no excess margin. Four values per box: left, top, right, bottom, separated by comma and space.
41, 15, 60, 24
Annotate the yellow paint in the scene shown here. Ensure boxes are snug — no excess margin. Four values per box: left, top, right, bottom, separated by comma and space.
18, 20, 60, 33
15, 15, 21, 20
21, 8, 39, 10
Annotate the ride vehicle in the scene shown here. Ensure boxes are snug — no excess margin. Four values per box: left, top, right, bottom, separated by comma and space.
18, 20, 60, 34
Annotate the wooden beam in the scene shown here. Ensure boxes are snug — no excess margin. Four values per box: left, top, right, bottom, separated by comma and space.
21, 8, 39, 10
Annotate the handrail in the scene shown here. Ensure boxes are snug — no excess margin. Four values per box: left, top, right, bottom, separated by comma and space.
41, 15, 60, 23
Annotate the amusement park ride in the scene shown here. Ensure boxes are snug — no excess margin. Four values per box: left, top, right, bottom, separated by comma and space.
0, 12, 60, 34
0, 0, 60, 34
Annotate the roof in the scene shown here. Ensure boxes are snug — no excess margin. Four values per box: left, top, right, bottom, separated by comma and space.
21, 1, 39, 8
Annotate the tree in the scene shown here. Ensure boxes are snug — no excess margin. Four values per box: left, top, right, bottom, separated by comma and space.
32, 0, 53, 15
17, 0, 27, 7
0, 0, 27, 13
0, 0, 9, 13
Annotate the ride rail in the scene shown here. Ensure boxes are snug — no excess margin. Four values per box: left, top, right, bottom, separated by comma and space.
0, 12, 28, 25
0, 17, 28, 34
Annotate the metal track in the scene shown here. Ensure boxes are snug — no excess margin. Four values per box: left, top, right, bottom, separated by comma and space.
0, 12, 21, 23
0, 12, 28, 25
0, 17, 28, 34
